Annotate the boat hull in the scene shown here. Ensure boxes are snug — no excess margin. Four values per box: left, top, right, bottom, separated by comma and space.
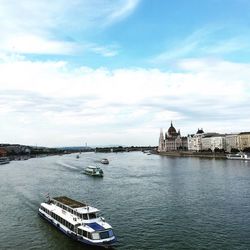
84, 171, 103, 177
226, 153, 250, 160
0, 158, 10, 165
227, 157, 250, 160
38, 211, 116, 248
0, 161, 10, 165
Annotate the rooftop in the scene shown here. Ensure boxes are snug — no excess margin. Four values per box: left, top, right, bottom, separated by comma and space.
53, 196, 87, 208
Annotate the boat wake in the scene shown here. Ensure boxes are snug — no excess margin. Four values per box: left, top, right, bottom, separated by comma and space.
56, 161, 80, 171
15, 190, 38, 213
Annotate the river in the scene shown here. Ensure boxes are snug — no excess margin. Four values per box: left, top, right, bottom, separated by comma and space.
0, 152, 250, 249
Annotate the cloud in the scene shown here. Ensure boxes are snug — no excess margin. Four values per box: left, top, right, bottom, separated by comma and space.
0, 0, 139, 55
151, 26, 250, 64
105, 0, 141, 25
1, 34, 79, 55
86, 43, 120, 57
0, 56, 250, 146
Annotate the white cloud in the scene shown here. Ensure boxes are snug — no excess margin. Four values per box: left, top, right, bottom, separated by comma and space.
151, 26, 250, 64
0, 56, 250, 146
0, 0, 139, 55
1, 34, 79, 55
105, 0, 141, 25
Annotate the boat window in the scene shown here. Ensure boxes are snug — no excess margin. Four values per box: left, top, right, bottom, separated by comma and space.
99, 231, 110, 239
91, 232, 100, 240
82, 230, 87, 237
88, 213, 97, 219
78, 228, 82, 235
108, 230, 114, 237
81, 214, 88, 220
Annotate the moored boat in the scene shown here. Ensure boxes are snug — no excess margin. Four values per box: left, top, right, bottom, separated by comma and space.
226, 152, 250, 160
0, 157, 10, 165
100, 158, 109, 164
84, 166, 104, 177
38, 196, 116, 248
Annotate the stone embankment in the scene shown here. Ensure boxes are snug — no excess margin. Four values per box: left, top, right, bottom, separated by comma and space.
158, 151, 227, 159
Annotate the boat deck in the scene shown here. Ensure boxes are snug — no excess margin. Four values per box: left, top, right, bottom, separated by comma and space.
53, 196, 87, 208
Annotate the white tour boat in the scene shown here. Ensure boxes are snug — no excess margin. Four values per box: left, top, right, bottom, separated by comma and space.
226, 152, 250, 160
101, 158, 109, 164
0, 157, 10, 165
84, 166, 104, 177
39, 196, 116, 248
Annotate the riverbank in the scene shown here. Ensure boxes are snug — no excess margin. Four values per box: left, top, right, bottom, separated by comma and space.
157, 151, 227, 159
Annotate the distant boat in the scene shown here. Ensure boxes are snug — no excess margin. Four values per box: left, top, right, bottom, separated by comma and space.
100, 158, 109, 164
226, 152, 250, 160
38, 196, 116, 247
84, 166, 104, 177
0, 157, 10, 165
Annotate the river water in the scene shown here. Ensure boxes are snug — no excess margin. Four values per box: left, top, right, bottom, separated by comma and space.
0, 152, 250, 250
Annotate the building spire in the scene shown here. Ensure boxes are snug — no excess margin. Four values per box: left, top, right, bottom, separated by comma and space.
158, 128, 165, 152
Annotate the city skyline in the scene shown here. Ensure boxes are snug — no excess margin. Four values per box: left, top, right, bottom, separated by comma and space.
0, 0, 250, 147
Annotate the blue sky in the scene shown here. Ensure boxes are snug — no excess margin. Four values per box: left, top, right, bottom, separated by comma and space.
0, 0, 250, 146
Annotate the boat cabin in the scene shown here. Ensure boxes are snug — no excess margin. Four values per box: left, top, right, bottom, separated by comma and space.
50, 196, 100, 220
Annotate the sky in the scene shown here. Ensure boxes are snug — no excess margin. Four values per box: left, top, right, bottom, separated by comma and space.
0, 0, 250, 147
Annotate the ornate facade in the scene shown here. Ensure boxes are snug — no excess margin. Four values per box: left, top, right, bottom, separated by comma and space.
159, 123, 250, 153
158, 122, 187, 152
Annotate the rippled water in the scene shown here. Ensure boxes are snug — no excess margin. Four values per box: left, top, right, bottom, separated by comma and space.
1, 152, 250, 249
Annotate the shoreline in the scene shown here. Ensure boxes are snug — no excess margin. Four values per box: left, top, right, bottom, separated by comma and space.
157, 151, 227, 159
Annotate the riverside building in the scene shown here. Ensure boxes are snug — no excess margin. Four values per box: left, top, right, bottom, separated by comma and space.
158, 122, 250, 153
238, 132, 250, 151
187, 129, 205, 151
158, 122, 187, 152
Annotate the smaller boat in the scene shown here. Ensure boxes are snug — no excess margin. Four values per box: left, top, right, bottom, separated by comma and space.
226, 152, 250, 160
100, 158, 109, 164
84, 166, 104, 177
0, 157, 10, 165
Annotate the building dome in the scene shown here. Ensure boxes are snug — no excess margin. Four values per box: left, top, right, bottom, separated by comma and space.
196, 128, 204, 134
168, 121, 177, 136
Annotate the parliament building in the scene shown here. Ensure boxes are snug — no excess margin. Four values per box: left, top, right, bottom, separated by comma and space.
158, 121, 187, 152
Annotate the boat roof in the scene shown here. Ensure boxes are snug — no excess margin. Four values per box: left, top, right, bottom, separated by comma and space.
75, 206, 99, 214
87, 165, 101, 169
52, 196, 87, 208
41, 202, 82, 226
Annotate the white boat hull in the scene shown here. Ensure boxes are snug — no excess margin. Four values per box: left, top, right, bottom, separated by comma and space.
38, 209, 116, 247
